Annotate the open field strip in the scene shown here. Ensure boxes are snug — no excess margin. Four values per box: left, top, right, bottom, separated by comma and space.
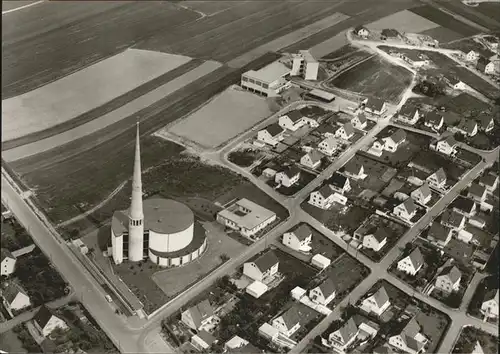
2, 49, 191, 141
166, 86, 272, 148
424, 0, 494, 32
2, 60, 222, 162
227, 12, 350, 67
2, 0, 44, 14
308, 31, 348, 59
365, 9, 440, 32
409, 5, 480, 36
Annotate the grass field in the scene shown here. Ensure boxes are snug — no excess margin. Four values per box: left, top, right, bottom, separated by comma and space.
0, 330, 28, 353
168, 86, 272, 148
434, 0, 500, 31
409, 5, 480, 37
419, 26, 465, 43
365, 9, 439, 33
453, 326, 499, 354
442, 38, 494, 58
329, 57, 413, 103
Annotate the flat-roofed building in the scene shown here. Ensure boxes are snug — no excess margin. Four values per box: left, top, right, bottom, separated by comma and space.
241, 62, 291, 97
217, 198, 276, 237
291, 50, 319, 81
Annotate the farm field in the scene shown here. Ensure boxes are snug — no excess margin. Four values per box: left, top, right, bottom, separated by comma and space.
2, 49, 191, 141
476, 2, 500, 22
167, 86, 272, 149
329, 57, 413, 103
433, 0, 500, 31
3, 60, 222, 162
308, 31, 348, 60
419, 26, 465, 43
365, 9, 439, 33
442, 38, 494, 58
409, 5, 480, 37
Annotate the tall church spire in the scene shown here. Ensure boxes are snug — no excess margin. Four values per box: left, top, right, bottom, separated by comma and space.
130, 123, 143, 219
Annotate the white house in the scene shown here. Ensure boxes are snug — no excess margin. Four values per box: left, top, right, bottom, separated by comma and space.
411, 183, 432, 206
324, 318, 359, 352
361, 286, 390, 317
456, 118, 478, 137
318, 136, 341, 156
241, 61, 291, 97
308, 185, 342, 209
224, 336, 258, 353
397, 248, 425, 276
243, 251, 279, 283
282, 224, 313, 253
476, 114, 495, 133
1, 249, 16, 277
441, 209, 466, 230
447, 76, 468, 91
1, 282, 31, 315
275, 166, 301, 187
300, 149, 322, 170
451, 196, 477, 217
479, 173, 498, 192
383, 129, 407, 152
351, 114, 367, 130
435, 265, 462, 293
466, 50, 479, 62
181, 299, 215, 330
468, 183, 487, 202
434, 136, 458, 156
397, 104, 420, 125
481, 289, 499, 319
393, 198, 417, 221
329, 173, 351, 194
291, 50, 319, 81
485, 61, 498, 75
311, 254, 331, 270
279, 110, 306, 131
343, 160, 366, 180
217, 198, 277, 237
388, 317, 428, 354
428, 222, 453, 247
335, 122, 355, 140
309, 277, 337, 306
191, 330, 217, 351
400, 52, 430, 67
363, 228, 388, 252
354, 25, 370, 38
257, 123, 285, 147
424, 111, 444, 131
33, 306, 69, 338
363, 97, 387, 116
426, 168, 447, 189
271, 306, 302, 337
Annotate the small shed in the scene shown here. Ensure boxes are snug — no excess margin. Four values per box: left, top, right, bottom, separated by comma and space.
246, 281, 268, 298
262, 168, 277, 178
291, 286, 307, 300
259, 323, 280, 340
311, 254, 331, 269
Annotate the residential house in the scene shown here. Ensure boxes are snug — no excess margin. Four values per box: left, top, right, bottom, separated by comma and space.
476, 56, 492, 73
410, 183, 432, 206
479, 173, 498, 192
329, 173, 351, 194
424, 111, 444, 131
351, 114, 367, 130
308, 185, 346, 209
441, 209, 466, 230
291, 50, 319, 81
309, 276, 337, 306
343, 160, 366, 180
271, 306, 302, 337
397, 104, 420, 125
435, 265, 462, 293
426, 168, 447, 189
393, 198, 417, 221
191, 330, 217, 351
383, 129, 407, 152
181, 299, 215, 330
279, 110, 306, 131
401, 52, 430, 67
243, 251, 279, 282
446, 76, 467, 91
362, 227, 388, 252
466, 50, 479, 62
481, 289, 499, 319
275, 166, 301, 187
1, 249, 16, 277
451, 196, 477, 217
1, 282, 31, 314
427, 222, 453, 247
361, 286, 391, 316
442, 111, 462, 127
354, 25, 370, 38
485, 60, 498, 75
257, 123, 285, 147
381, 28, 401, 40
318, 136, 341, 156
476, 114, 494, 133
300, 149, 322, 170
434, 136, 458, 156
335, 122, 355, 140
388, 317, 428, 354
363, 97, 387, 116
456, 119, 478, 137
224, 336, 260, 353
324, 318, 359, 352
468, 183, 488, 202
282, 224, 312, 253
33, 305, 69, 337
397, 248, 425, 276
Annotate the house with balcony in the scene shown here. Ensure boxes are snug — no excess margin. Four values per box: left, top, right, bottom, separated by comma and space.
432, 135, 458, 156
435, 265, 462, 294
282, 224, 313, 253
361, 286, 390, 317
323, 318, 359, 352
291, 50, 319, 81
427, 222, 453, 247
300, 149, 322, 170
388, 317, 428, 354
275, 166, 301, 187
393, 198, 417, 221
410, 183, 432, 206
257, 123, 285, 147
309, 276, 337, 306
397, 104, 420, 125
397, 247, 424, 276
426, 168, 447, 189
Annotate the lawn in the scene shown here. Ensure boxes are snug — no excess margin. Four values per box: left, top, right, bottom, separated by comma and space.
344, 153, 398, 194
442, 38, 494, 58
409, 5, 480, 37
453, 326, 499, 354
1, 217, 33, 252
365, 9, 440, 33
322, 255, 370, 301
442, 93, 493, 118
0, 330, 29, 353
409, 149, 467, 184
329, 56, 413, 104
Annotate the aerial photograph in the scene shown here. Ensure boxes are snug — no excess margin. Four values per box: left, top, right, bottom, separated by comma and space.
1, 0, 499, 353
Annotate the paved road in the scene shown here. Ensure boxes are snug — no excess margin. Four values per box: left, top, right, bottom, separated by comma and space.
460, 272, 488, 312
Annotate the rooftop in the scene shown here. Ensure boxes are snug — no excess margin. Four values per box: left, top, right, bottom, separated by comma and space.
438, 265, 461, 284
252, 250, 279, 273
264, 122, 285, 137
369, 286, 390, 308
405, 247, 424, 270
468, 183, 487, 199
451, 196, 476, 213
425, 111, 443, 125
329, 172, 349, 190
243, 61, 290, 84
389, 129, 407, 144
480, 173, 498, 188
218, 198, 276, 231
441, 209, 465, 229
365, 97, 386, 112
290, 224, 313, 241
1, 248, 15, 262
399, 103, 418, 118
428, 222, 451, 241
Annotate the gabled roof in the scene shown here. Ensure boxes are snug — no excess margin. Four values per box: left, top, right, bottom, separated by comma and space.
483, 289, 499, 303
405, 247, 425, 270
34, 305, 57, 329
354, 25, 369, 33
469, 183, 487, 199
442, 111, 462, 126
285, 110, 303, 123
291, 224, 313, 241
304, 149, 322, 164
330, 172, 349, 190
438, 265, 461, 284
340, 122, 355, 136
186, 299, 214, 328
381, 28, 400, 38
370, 286, 390, 308
1, 248, 15, 263
389, 129, 407, 144
480, 173, 498, 188
355, 113, 367, 124
2, 282, 28, 304
398, 198, 416, 215
279, 166, 301, 179
196, 330, 217, 346
476, 56, 489, 70
399, 104, 419, 118
430, 168, 446, 184
446, 75, 462, 86
253, 251, 279, 273
457, 119, 477, 134
414, 183, 431, 199
477, 114, 494, 130
451, 196, 476, 213
428, 222, 451, 241
373, 345, 395, 354
278, 306, 301, 330
439, 135, 457, 148
265, 123, 284, 137
316, 185, 335, 199
441, 209, 465, 228
425, 111, 444, 125
336, 318, 358, 344
344, 159, 363, 175
372, 227, 389, 243
317, 276, 338, 299
365, 97, 386, 112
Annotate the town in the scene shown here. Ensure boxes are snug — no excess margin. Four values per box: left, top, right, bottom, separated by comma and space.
1, 1, 499, 354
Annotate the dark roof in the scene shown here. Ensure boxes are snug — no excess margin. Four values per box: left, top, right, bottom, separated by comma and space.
399, 198, 416, 214
317, 185, 334, 199
441, 209, 465, 228
2, 282, 28, 304
356, 113, 367, 123
399, 104, 419, 118
389, 129, 407, 144
477, 114, 494, 130
469, 183, 487, 199
430, 167, 447, 183
372, 227, 389, 242
438, 265, 461, 284
337, 318, 358, 344
278, 306, 302, 330
354, 25, 368, 33
381, 28, 400, 38
305, 149, 322, 164
329, 172, 349, 190
187, 299, 214, 328
442, 111, 461, 126
446, 75, 461, 86
280, 165, 301, 179
480, 173, 498, 188
429, 222, 451, 241
414, 183, 431, 199
340, 122, 355, 136
371, 286, 390, 308
440, 135, 457, 147
344, 159, 363, 175
291, 224, 312, 241
0, 248, 15, 263
253, 251, 279, 273
406, 248, 425, 270
476, 56, 489, 71
196, 330, 216, 346
286, 110, 303, 123
317, 276, 338, 298
425, 111, 443, 125
483, 288, 499, 302
365, 97, 386, 112
452, 196, 476, 213
228, 343, 261, 354
34, 305, 57, 329
265, 123, 284, 137
457, 119, 477, 134
373, 345, 395, 354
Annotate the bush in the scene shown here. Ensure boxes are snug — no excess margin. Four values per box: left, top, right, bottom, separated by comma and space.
228, 149, 257, 167
413, 80, 446, 98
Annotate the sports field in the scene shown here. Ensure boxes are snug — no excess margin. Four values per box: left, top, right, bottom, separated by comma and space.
2, 49, 191, 141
